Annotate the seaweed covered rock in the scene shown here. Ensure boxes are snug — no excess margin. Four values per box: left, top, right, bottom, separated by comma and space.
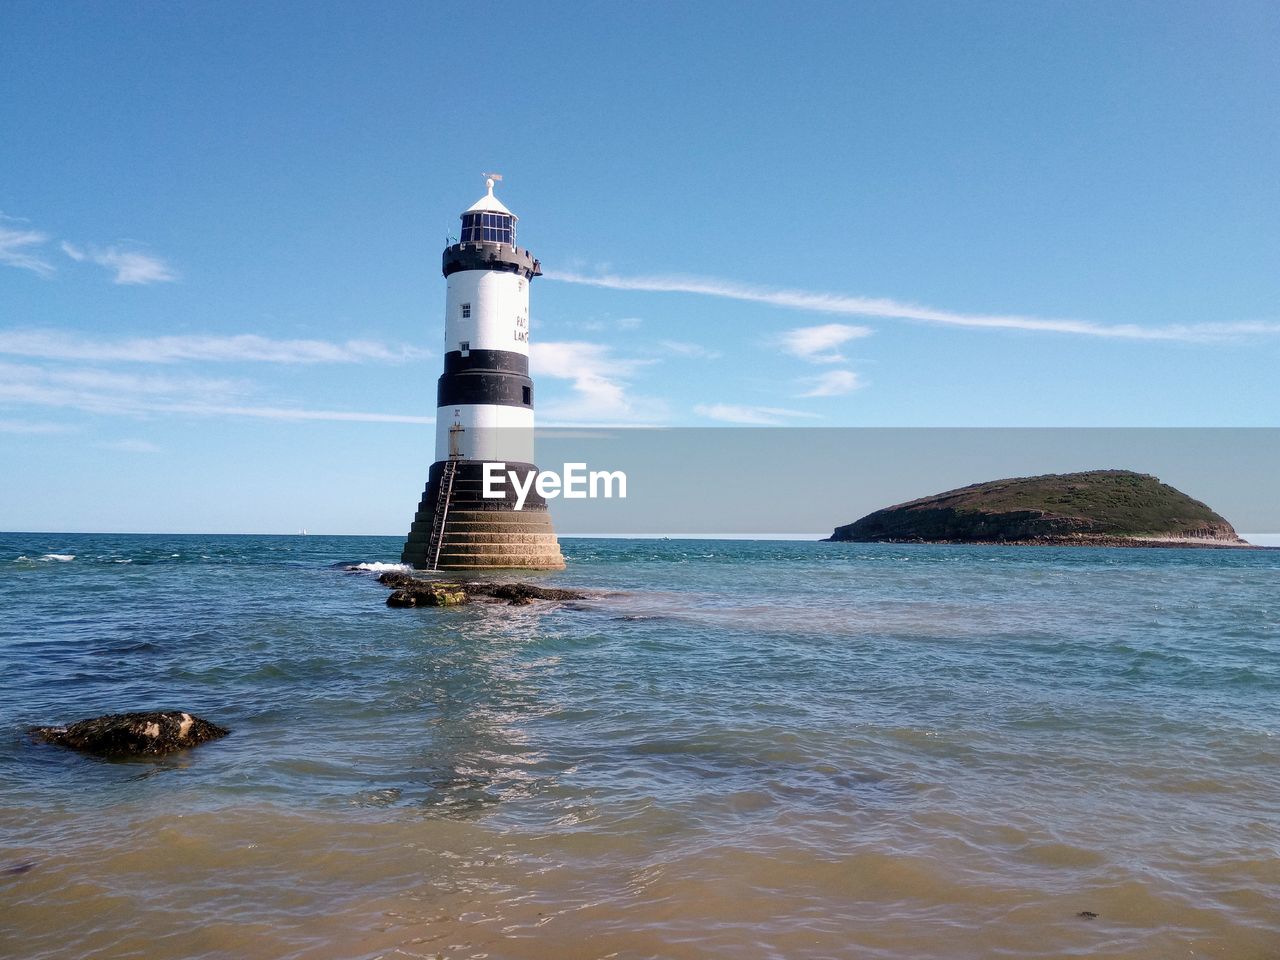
386, 581, 468, 607
31, 711, 228, 758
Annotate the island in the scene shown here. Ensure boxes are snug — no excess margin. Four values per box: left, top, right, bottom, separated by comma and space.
825, 470, 1250, 547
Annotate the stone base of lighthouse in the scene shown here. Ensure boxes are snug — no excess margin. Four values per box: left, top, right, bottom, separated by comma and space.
401, 461, 564, 571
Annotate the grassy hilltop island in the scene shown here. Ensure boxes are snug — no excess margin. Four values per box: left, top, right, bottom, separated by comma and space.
826, 470, 1251, 547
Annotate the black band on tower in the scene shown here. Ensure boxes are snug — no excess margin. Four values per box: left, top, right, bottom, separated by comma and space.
442, 349, 528, 376
437, 368, 533, 408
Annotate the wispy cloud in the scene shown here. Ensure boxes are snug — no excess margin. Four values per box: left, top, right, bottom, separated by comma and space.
0, 360, 247, 415
35, 366, 245, 396
162, 403, 433, 423
62, 242, 177, 285
780, 323, 873, 363
0, 214, 182, 284
0, 222, 55, 277
548, 270, 1280, 343
0, 330, 427, 364
0, 360, 432, 424
558, 315, 645, 333
800, 369, 863, 397
659, 339, 722, 360
530, 340, 666, 423
99, 438, 161, 454
694, 403, 823, 426
0, 418, 75, 435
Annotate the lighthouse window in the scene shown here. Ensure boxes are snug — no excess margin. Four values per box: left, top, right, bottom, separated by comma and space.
460, 212, 514, 244
522, 386, 532, 405
460, 302, 470, 318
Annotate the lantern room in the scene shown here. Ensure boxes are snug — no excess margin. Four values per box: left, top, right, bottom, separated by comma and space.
460, 176, 516, 244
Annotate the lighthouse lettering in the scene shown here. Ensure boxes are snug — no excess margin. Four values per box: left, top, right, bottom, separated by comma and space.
514, 312, 528, 343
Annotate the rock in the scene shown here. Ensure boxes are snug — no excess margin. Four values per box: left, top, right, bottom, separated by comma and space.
469, 582, 587, 604
1077, 911, 1099, 920
386, 582, 468, 607
377, 571, 421, 590
376, 571, 590, 607
826, 470, 1249, 547
30, 711, 229, 757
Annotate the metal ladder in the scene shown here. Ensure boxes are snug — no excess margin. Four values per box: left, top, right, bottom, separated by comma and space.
426, 460, 458, 571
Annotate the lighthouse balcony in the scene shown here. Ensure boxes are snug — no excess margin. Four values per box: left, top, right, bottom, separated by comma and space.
442, 241, 541, 280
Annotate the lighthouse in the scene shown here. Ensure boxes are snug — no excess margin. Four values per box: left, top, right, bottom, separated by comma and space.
400, 176, 564, 571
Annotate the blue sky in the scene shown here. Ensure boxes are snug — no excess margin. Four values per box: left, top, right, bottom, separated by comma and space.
1, 1, 1277, 533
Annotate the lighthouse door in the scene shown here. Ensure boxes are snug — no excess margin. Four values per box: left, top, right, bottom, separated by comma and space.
448, 414, 465, 460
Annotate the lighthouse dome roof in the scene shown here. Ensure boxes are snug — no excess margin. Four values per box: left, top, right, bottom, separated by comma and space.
463, 178, 515, 218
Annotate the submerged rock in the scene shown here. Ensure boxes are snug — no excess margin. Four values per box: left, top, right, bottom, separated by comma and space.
30, 711, 228, 757
377, 571, 589, 607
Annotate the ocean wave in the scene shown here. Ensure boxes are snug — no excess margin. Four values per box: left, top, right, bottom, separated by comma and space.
39, 554, 75, 562
343, 561, 411, 573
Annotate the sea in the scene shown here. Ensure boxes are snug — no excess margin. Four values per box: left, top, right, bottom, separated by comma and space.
1, 532, 1277, 960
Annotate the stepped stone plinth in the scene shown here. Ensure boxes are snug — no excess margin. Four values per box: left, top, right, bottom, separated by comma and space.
401, 461, 564, 570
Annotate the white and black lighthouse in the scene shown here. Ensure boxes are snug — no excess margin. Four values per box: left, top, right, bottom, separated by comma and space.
401, 176, 564, 570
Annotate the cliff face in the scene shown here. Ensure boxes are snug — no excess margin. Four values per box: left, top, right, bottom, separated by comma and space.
827, 470, 1243, 545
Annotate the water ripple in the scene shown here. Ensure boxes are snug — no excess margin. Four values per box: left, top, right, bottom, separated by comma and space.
1, 533, 1278, 958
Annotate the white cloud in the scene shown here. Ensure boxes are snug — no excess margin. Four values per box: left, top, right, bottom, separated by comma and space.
30, 364, 244, 397
0, 330, 427, 364
548, 270, 1280, 343
62, 242, 177, 285
0, 361, 244, 416
780, 323, 873, 363
99, 438, 161, 453
162, 402, 433, 423
694, 403, 823, 426
0, 418, 74, 434
0, 215, 182, 284
0, 223, 55, 277
530, 340, 665, 422
0, 360, 432, 424
533, 428, 620, 440
559, 315, 645, 333
659, 339, 722, 360
800, 369, 863, 397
